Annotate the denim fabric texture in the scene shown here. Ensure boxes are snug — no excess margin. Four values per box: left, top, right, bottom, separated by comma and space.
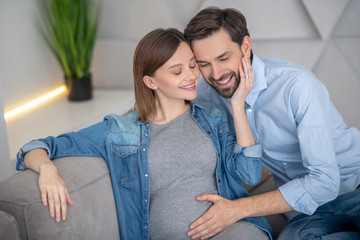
278, 187, 360, 240
17, 101, 274, 240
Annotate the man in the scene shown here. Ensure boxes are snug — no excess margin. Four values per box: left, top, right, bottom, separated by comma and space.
184, 7, 360, 240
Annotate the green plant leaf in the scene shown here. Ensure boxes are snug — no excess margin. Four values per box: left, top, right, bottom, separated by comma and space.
38, 0, 100, 80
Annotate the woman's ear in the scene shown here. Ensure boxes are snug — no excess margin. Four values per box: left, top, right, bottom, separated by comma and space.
241, 36, 252, 59
143, 76, 157, 90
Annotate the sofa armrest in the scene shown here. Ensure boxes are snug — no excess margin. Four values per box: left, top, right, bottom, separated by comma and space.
0, 209, 21, 240
0, 156, 120, 240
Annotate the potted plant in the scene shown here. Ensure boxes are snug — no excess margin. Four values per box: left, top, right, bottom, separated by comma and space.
39, 0, 100, 101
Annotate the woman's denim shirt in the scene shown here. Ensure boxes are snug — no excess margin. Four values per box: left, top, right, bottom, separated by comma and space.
17, 101, 274, 240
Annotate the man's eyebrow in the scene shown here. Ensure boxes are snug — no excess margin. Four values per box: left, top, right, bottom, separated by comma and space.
215, 51, 232, 60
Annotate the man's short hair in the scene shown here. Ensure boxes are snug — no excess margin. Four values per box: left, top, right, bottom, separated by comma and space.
184, 7, 250, 49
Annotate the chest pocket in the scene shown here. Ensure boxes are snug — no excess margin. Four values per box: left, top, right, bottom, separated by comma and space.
111, 144, 138, 184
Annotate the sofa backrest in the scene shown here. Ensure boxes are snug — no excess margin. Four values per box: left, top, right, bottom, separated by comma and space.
0, 156, 120, 240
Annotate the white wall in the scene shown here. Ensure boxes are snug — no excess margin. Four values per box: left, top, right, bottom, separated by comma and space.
0, 0, 63, 113
1, 0, 359, 127
0, 79, 11, 181
0, 0, 359, 172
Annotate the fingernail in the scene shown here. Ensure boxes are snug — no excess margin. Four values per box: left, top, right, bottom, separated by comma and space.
56, 217, 60, 222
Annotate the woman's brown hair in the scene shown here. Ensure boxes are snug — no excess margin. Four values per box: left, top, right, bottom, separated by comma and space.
133, 28, 187, 123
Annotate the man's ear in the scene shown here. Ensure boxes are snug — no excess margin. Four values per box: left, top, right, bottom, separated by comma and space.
143, 76, 157, 90
241, 36, 252, 59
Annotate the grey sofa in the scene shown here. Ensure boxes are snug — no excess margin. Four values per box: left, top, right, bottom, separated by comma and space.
0, 156, 287, 240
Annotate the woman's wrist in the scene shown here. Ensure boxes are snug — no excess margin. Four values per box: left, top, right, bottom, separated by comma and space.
39, 162, 57, 174
231, 100, 245, 112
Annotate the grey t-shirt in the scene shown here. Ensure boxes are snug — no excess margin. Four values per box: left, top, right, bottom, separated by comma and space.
148, 107, 218, 239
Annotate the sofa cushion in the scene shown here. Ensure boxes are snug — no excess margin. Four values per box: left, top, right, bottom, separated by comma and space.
0, 209, 21, 240
0, 156, 120, 240
248, 173, 288, 237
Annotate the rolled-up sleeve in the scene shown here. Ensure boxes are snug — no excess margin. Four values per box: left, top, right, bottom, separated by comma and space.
234, 143, 262, 158
227, 142, 262, 186
16, 140, 51, 171
279, 76, 340, 215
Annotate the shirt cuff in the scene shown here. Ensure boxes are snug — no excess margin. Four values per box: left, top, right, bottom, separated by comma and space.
16, 140, 50, 171
278, 178, 318, 215
233, 143, 262, 158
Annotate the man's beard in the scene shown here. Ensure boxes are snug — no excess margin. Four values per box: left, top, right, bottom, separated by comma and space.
208, 71, 240, 98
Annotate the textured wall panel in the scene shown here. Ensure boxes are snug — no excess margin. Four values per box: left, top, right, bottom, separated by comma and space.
200, 0, 319, 40
92, 39, 137, 89
252, 40, 325, 70
333, 0, 360, 37
313, 40, 360, 128
302, 0, 349, 39
334, 38, 360, 82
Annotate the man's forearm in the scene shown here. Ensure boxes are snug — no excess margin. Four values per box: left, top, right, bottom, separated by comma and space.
235, 189, 293, 219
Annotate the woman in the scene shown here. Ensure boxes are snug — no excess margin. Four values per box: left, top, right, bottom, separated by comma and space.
17, 28, 273, 239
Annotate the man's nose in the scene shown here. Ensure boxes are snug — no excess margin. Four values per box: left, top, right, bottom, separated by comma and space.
211, 63, 223, 80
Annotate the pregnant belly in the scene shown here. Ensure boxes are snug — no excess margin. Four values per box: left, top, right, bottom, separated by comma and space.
149, 189, 217, 239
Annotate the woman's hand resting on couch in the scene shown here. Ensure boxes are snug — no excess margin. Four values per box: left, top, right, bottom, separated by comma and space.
24, 149, 74, 222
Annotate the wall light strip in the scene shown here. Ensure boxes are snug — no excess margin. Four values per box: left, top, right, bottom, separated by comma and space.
4, 85, 67, 120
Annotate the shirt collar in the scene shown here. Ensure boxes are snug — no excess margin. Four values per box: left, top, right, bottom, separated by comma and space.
190, 101, 206, 116
246, 53, 268, 107
135, 102, 206, 125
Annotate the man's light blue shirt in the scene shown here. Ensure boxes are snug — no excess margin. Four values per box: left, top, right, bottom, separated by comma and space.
196, 53, 360, 216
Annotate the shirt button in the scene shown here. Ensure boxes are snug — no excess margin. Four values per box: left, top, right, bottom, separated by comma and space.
121, 153, 125, 157
219, 130, 223, 134
145, 133, 148, 137
146, 123, 150, 127
144, 225, 148, 229
218, 153, 220, 157
283, 162, 287, 165
144, 173, 149, 177
207, 131, 211, 135
142, 148, 146, 152
218, 179, 221, 183
248, 109, 253, 113
145, 199, 148, 203
194, 115, 198, 119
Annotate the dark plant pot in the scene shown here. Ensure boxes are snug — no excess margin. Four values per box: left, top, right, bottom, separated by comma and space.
65, 75, 92, 101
